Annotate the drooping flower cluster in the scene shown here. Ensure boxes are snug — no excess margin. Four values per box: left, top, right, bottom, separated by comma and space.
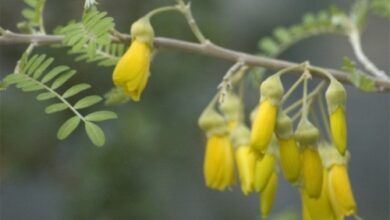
198, 67, 358, 219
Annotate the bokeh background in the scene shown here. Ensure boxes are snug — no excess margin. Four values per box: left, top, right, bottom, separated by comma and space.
0, 0, 389, 219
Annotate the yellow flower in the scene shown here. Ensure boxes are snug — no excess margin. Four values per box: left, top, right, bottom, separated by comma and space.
302, 197, 313, 220
260, 171, 278, 219
254, 153, 275, 192
235, 145, 256, 195
250, 99, 277, 153
278, 137, 301, 183
330, 107, 347, 155
302, 146, 323, 198
112, 18, 154, 101
301, 170, 337, 220
203, 135, 235, 190
326, 79, 347, 156
328, 164, 357, 217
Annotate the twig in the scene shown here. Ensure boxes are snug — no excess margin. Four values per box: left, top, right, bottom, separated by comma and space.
1, 31, 390, 91
176, 0, 207, 43
349, 30, 389, 80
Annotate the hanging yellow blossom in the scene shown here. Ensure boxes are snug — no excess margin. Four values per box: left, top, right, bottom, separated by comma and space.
112, 18, 154, 101
328, 164, 357, 217
235, 145, 256, 195
250, 75, 284, 153
301, 170, 337, 220
329, 107, 347, 155
276, 112, 301, 184
260, 171, 278, 219
254, 153, 275, 192
302, 197, 313, 220
326, 80, 347, 155
203, 135, 235, 190
302, 146, 323, 198
250, 100, 277, 152
278, 137, 301, 183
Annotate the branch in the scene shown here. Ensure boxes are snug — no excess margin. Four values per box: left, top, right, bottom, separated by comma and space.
1, 30, 390, 91
349, 30, 389, 80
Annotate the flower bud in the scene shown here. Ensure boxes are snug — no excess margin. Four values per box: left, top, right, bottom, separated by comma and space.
295, 119, 319, 146
235, 145, 256, 195
131, 18, 155, 46
254, 153, 275, 192
278, 137, 301, 184
260, 75, 284, 105
328, 164, 357, 217
260, 171, 278, 219
302, 146, 323, 198
198, 109, 227, 136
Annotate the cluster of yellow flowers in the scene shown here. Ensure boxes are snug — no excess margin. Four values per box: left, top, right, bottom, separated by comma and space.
198, 72, 358, 219
111, 15, 358, 220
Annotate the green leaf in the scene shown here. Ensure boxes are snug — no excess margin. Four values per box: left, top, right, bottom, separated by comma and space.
36, 92, 56, 100
33, 57, 54, 79
85, 111, 117, 122
57, 116, 81, 140
258, 37, 279, 56
45, 103, 68, 114
371, 0, 390, 17
342, 57, 376, 92
20, 0, 47, 29
84, 0, 97, 9
273, 27, 291, 44
85, 121, 105, 147
303, 13, 316, 28
21, 83, 43, 92
104, 87, 130, 106
62, 83, 91, 98
74, 95, 102, 109
351, 0, 369, 30
41, 65, 70, 83
257, 7, 348, 57
58, 8, 119, 66
22, 54, 39, 72
3, 74, 25, 84
51, 70, 76, 90
16, 80, 36, 89
26, 54, 46, 75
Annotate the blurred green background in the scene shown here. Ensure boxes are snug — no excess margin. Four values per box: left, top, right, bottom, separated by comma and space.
0, 0, 389, 219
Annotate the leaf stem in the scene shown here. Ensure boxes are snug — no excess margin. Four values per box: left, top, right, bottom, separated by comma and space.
144, 6, 180, 19
318, 93, 331, 141
23, 74, 86, 122
176, 0, 207, 44
284, 81, 325, 114
301, 72, 311, 120
280, 72, 305, 106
